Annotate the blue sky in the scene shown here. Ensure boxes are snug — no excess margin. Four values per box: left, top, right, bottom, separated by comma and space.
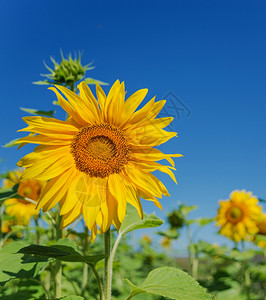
0, 0, 266, 247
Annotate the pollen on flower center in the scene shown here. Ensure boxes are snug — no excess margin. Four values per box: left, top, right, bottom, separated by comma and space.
86, 136, 117, 161
71, 124, 130, 178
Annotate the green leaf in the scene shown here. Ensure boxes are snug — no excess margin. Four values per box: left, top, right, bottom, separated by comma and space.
179, 204, 198, 217
229, 249, 256, 261
119, 205, 163, 236
20, 107, 55, 117
215, 281, 244, 300
0, 241, 48, 286
0, 184, 23, 201
255, 234, 266, 242
195, 241, 227, 257
124, 267, 214, 299
57, 296, 85, 300
36, 297, 85, 300
2, 138, 20, 147
157, 229, 179, 239
196, 217, 214, 226
52, 100, 60, 106
18, 239, 105, 266
32, 80, 51, 85
258, 198, 266, 203
83, 254, 106, 265
83, 77, 108, 85
249, 264, 266, 280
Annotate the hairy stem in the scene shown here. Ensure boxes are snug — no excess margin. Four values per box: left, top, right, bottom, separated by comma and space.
54, 211, 62, 298
81, 226, 89, 297
103, 228, 112, 300
91, 265, 103, 300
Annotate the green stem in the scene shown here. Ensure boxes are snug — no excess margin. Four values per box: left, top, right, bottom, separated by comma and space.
103, 228, 112, 300
35, 217, 40, 244
91, 265, 103, 300
192, 257, 199, 280
187, 225, 197, 278
54, 211, 62, 298
81, 226, 89, 297
62, 269, 79, 295
244, 267, 251, 300
0, 204, 3, 249
110, 233, 122, 270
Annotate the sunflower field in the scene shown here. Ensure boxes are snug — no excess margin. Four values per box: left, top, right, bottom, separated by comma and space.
0, 52, 265, 300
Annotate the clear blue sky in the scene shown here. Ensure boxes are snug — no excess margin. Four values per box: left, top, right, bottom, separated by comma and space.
0, 0, 266, 246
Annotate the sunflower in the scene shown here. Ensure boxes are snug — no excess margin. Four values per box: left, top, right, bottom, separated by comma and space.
142, 235, 152, 245
17, 80, 181, 241
254, 216, 266, 248
216, 190, 262, 242
1, 219, 17, 233
4, 169, 45, 225
161, 236, 171, 248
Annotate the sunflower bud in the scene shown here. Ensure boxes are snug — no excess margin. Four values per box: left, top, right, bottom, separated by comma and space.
34, 51, 98, 90
167, 209, 185, 230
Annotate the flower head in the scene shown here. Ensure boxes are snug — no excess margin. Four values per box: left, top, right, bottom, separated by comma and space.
142, 235, 152, 245
1, 219, 17, 233
161, 236, 172, 248
4, 169, 45, 225
167, 209, 185, 230
34, 51, 107, 90
215, 190, 262, 242
17, 80, 181, 241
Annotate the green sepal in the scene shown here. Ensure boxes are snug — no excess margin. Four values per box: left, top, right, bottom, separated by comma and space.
20, 107, 55, 117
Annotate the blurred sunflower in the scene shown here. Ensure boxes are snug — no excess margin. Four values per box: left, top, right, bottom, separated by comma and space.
4, 169, 45, 225
254, 216, 266, 248
215, 190, 262, 242
1, 219, 17, 233
17, 80, 181, 241
161, 236, 171, 248
142, 235, 152, 245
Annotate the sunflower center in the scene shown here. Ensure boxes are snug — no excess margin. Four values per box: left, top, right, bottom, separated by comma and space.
226, 205, 245, 223
86, 136, 116, 161
71, 124, 130, 178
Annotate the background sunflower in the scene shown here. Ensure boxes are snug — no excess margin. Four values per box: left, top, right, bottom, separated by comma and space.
215, 190, 263, 242
4, 169, 45, 225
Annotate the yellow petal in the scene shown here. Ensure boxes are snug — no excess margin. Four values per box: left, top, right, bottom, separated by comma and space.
119, 88, 148, 126
124, 164, 163, 198
108, 173, 127, 223
60, 202, 83, 228
78, 82, 100, 119
49, 87, 87, 126
54, 85, 98, 124
37, 169, 76, 211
